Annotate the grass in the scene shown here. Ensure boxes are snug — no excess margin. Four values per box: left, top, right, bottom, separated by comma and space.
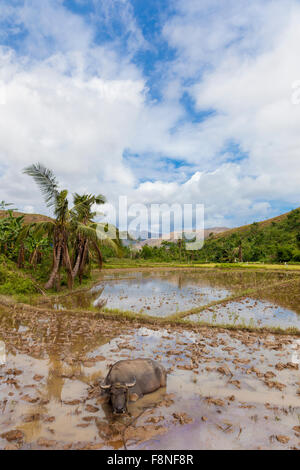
103, 258, 300, 272
0, 256, 40, 299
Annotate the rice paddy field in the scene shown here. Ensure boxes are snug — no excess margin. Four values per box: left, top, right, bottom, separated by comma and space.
0, 267, 299, 450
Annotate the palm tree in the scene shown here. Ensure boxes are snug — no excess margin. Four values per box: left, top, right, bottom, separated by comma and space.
70, 193, 121, 283
23, 163, 121, 289
0, 201, 17, 211
23, 163, 73, 289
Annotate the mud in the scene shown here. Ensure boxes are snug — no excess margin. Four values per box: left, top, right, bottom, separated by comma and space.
0, 304, 299, 450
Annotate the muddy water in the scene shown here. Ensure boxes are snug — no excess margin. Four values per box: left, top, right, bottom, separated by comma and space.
187, 277, 300, 330
188, 298, 300, 330
0, 307, 299, 450
49, 270, 299, 321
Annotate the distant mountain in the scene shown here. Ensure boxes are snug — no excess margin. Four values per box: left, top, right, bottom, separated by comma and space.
120, 230, 160, 241
133, 227, 230, 249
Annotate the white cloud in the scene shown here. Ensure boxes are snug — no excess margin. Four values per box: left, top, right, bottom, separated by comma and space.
1, 0, 93, 57
91, 0, 148, 54
132, 164, 273, 228
0, 0, 299, 228
0, 46, 145, 212
23, 205, 34, 214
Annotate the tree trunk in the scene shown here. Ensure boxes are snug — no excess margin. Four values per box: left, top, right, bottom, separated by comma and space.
93, 241, 103, 269
55, 272, 61, 292
63, 242, 73, 290
79, 240, 89, 284
45, 243, 62, 290
71, 240, 84, 280
17, 243, 25, 269
30, 248, 38, 267
37, 250, 42, 264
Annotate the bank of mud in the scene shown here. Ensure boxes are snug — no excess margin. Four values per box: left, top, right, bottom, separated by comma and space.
0, 304, 299, 450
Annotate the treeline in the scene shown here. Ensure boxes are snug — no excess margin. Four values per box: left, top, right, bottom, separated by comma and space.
0, 164, 121, 293
127, 209, 300, 264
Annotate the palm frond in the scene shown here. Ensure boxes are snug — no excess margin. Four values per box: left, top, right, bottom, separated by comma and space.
98, 237, 122, 255
93, 222, 122, 245
31, 220, 55, 237
95, 194, 106, 205
71, 193, 106, 223
23, 163, 59, 208
16, 224, 32, 243
76, 223, 99, 243
54, 190, 69, 222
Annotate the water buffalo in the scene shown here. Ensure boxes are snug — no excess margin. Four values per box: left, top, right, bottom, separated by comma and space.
100, 358, 167, 414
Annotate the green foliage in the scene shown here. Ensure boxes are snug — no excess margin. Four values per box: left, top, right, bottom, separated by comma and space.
0, 210, 24, 259
23, 163, 59, 208
198, 209, 300, 263
120, 209, 300, 264
0, 255, 37, 295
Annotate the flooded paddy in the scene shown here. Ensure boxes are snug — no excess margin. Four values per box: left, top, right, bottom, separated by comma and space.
188, 298, 300, 330
187, 277, 300, 330
1, 268, 299, 450
48, 270, 299, 325
0, 305, 299, 450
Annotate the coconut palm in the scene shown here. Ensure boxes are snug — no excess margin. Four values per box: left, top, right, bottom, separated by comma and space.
23, 163, 121, 289
70, 193, 121, 283
23, 163, 73, 289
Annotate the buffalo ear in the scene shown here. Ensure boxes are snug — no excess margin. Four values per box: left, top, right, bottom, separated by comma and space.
100, 383, 111, 390
125, 377, 136, 388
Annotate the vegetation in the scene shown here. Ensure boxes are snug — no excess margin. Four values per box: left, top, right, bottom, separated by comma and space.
125, 208, 300, 264
0, 209, 24, 260
22, 163, 122, 290
0, 255, 37, 296
0, 163, 122, 294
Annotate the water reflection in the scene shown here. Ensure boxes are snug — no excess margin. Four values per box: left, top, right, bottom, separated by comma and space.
188, 297, 300, 329
48, 269, 299, 318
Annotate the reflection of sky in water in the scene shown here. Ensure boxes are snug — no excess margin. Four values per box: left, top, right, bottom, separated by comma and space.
188, 297, 300, 330
93, 277, 231, 316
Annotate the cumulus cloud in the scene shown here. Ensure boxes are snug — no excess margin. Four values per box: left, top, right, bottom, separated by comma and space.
0, 46, 145, 212
0, 0, 299, 228
132, 164, 273, 228
154, 0, 300, 223
91, 0, 148, 54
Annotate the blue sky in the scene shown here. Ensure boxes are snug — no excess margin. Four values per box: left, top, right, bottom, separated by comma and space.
0, 0, 299, 228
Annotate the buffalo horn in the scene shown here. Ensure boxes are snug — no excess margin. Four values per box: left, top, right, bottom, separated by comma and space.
100, 383, 111, 390
125, 377, 136, 388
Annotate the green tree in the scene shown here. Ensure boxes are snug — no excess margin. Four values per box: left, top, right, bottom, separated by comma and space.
23, 164, 74, 289
0, 210, 24, 259
70, 193, 121, 283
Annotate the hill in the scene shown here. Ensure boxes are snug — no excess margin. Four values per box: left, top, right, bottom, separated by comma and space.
0, 210, 52, 224
199, 207, 300, 263
133, 207, 300, 263
213, 209, 298, 240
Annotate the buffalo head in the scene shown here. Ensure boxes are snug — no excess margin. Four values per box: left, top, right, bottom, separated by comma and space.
100, 378, 136, 414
